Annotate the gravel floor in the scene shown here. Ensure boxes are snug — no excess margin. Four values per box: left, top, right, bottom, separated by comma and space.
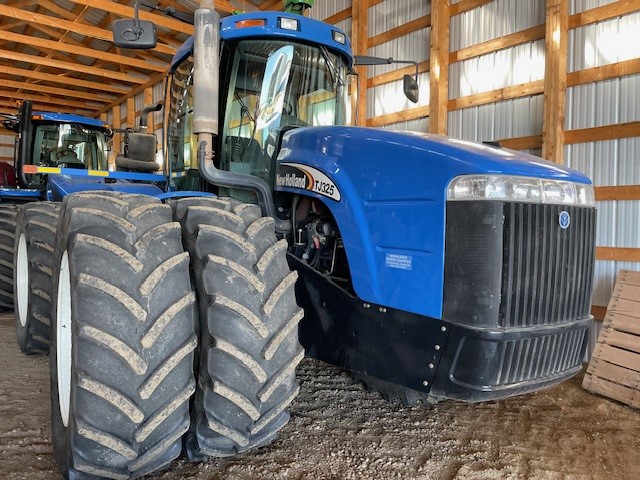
1, 313, 639, 480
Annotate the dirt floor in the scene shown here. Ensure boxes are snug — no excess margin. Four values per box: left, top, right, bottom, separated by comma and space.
1, 312, 639, 480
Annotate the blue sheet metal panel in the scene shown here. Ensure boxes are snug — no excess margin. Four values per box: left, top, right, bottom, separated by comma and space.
171, 12, 353, 71
276, 126, 590, 319
47, 175, 164, 200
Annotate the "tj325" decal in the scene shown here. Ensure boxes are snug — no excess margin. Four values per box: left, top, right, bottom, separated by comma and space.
275, 162, 341, 202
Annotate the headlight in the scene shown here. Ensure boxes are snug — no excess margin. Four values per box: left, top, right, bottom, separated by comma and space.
447, 175, 595, 207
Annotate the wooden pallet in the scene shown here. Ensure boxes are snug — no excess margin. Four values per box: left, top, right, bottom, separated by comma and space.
583, 269, 640, 408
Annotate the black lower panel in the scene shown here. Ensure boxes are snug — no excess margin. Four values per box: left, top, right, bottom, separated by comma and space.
289, 254, 449, 393
430, 318, 591, 402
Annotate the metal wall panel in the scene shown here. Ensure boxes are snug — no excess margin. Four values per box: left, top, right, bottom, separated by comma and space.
369, 0, 430, 37
308, 0, 351, 23
382, 118, 429, 133
450, 0, 544, 51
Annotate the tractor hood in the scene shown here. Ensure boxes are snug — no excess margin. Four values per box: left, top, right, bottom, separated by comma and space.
275, 126, 593, 319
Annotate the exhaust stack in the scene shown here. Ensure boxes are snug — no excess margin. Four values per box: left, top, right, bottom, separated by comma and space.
193, 0, 220, 158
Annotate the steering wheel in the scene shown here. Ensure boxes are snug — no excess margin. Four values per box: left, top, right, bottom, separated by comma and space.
55, 148, 76, 159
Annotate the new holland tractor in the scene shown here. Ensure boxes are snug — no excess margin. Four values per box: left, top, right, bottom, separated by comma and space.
3, 100, 211, 355
0, 102, 116, 313
31, 0, 595, 478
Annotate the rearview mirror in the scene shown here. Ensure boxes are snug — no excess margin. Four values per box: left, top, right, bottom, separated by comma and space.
113, 18, 157, 49
403, 74, 419, 103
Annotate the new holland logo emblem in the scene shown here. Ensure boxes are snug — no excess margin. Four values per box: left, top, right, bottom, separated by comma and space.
559, 211, 571, 229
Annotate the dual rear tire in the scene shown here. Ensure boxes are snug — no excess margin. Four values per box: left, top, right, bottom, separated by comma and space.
49, 192, 303, 479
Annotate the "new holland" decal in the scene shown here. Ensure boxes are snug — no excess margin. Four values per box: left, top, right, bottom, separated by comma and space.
275, 162, 341, 202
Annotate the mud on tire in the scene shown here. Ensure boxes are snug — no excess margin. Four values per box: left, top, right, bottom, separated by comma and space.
50, 192, 198, 479
14, 202, 60, 355
172, 197, 304, 458
0, 204, 18, 310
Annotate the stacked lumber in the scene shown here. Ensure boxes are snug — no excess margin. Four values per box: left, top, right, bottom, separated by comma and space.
583, 269, 640, 408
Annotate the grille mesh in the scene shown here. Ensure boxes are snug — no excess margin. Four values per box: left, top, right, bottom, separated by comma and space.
494, 328, 587, 386
500, 204, 596, 328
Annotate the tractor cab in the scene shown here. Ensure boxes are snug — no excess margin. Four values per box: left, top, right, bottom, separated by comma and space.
164, 13, 352, 197
9, 102, 111, 189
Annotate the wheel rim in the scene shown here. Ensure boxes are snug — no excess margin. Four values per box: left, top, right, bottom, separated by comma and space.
16, 233, 29, 328
57, 250, 72, 428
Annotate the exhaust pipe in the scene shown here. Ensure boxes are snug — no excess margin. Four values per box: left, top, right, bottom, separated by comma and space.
193, 0, 284, 229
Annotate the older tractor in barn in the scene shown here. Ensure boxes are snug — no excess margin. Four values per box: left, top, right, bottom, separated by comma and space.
3, 100, 211, 356
37, 1, 596, 479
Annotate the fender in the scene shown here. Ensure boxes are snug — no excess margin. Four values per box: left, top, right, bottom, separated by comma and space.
275, 126, 591, 319
47, 172, 163, 201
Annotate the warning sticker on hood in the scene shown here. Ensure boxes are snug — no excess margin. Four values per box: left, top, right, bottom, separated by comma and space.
275, 162, 341, 202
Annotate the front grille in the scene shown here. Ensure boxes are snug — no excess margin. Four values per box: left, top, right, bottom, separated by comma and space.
500, 204, 596, 328
494, 328, 587, 386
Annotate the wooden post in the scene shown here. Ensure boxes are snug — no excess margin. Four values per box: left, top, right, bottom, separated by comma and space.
127, 97, 135, 129
429, 0, 450, 134
351, 0, 368, 126
144, 87, 154, 130
542, 0, 568, 163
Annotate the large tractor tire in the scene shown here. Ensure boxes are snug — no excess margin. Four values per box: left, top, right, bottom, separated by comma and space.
0, 204, 18, 310
173, 197, 304, 459
14, 202, 60, 354
50, 192, 198, 479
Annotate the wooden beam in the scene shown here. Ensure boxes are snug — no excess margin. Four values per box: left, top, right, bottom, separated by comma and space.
0, 78, 114, 104
368, 15, 431, 49
0, 65, 128, 95
66, 0, 194, 35
429, 0, 450, 135
450, 0, 493, 16
568, 58, 640, 87
0, 98, 92, 115
259, 0, 281, 11
449, 80, 544, 110
596, 247, 640, 263
0, 89, 101, 111
368, 61, 430, 89
565, 122, 640, 145
591, 305, 606, 322
595, 185, 640, 202
568, 0, 640, 29
325, 7, 351, 26
0, 49, 150, 85
498, 135, 543, 151
367, 105, 429, 128
541, 0, 568, 164
0, 30, 167, 74
96, 73, 166, 116
351, 0, 368, 126
450, 25, 545, 63
0, 4, 175, 56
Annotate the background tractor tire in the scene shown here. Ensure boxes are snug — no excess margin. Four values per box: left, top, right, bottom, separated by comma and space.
0, 204, 18, 310
14, 202, 60, 355
50, 192, 198, 480
173, 197, 304, 459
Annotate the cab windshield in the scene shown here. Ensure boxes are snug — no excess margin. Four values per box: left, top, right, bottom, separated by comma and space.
165, 39, 348, 193
33, 122, 109, 170
26, 122, 110, 187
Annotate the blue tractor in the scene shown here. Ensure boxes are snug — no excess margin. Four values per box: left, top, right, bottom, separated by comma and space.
42, 1, 595, 479
3, 100, 211, 356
